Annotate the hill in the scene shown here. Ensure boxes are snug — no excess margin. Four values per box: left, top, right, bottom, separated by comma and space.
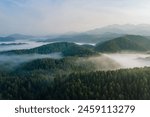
95, 35, 150, 52
0, 36, 16, 42
0, 34, 33, 42
8, 34, 34, 39
1, 42, 97, 57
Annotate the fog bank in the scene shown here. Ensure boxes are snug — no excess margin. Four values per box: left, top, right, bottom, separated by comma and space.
0, 40, 49, 52
76, 55, 121, 71
104, 53, 150, 69
78, 53, 150, 71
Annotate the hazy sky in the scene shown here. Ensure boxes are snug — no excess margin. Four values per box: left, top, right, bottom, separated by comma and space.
0, 0, 150, 35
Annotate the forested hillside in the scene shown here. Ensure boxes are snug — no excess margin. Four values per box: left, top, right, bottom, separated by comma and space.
0, 67, 150, 99
1, 42, 97, 57
2, 35, 150, 56
95, 35, 150, 52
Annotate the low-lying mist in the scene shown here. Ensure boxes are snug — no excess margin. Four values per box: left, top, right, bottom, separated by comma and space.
0, 40, 96, 52
75, 53, 150, 71
104, 53, 150, 69
0, 51, 150, 72
0, 40, 49, 51
76, 55, 121, 71
0, 52, 62, 70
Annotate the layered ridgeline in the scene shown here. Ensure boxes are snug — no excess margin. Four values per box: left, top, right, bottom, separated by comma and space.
43, 33, 123, 43
1, 35, 150, 56
0, 34, 34, 42
0, 34, 150, 99
95, 35, 150, 52
0, 36, 16, 42
42, 24, 150, 43
1, 42, 97, 57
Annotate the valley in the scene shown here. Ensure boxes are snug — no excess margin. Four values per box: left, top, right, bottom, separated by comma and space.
0, 31, 150, 100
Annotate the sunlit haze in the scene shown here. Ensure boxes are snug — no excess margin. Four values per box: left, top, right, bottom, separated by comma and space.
0, 0, 150, 35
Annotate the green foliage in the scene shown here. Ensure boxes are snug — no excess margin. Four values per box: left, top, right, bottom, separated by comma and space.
62, 45, 97, 57
1, 66, 150, 100
53, 67, 150, 99
19, 57, 94, 72
95, 35, 150, 52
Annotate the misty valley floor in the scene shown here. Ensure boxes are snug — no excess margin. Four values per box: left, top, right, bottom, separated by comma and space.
103, 53, 150, 69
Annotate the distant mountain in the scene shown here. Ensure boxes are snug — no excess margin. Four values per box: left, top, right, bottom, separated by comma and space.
0, 43, 27, 46
43, 24, 150, 43
87, 24, 150, 36
0, 36, 16, 42
8, 34, 34, 39
95, 35, 150, 52
0, 34, 35, 42
1, 42, 97, 57
43, 33, 123, 43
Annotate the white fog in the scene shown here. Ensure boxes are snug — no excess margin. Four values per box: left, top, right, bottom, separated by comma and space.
0, 40, 49, 51
0, 40, 96, 52
0, 40, 150, 70
0, 53, 62, 69
104, 53, 150, 69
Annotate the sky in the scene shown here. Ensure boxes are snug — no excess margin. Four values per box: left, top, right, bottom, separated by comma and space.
0, 0, 150, 35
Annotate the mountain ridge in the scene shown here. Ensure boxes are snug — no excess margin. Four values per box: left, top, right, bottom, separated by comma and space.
95, 35, 150, 52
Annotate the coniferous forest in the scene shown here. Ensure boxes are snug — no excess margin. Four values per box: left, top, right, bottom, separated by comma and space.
0, 66, 150, 100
